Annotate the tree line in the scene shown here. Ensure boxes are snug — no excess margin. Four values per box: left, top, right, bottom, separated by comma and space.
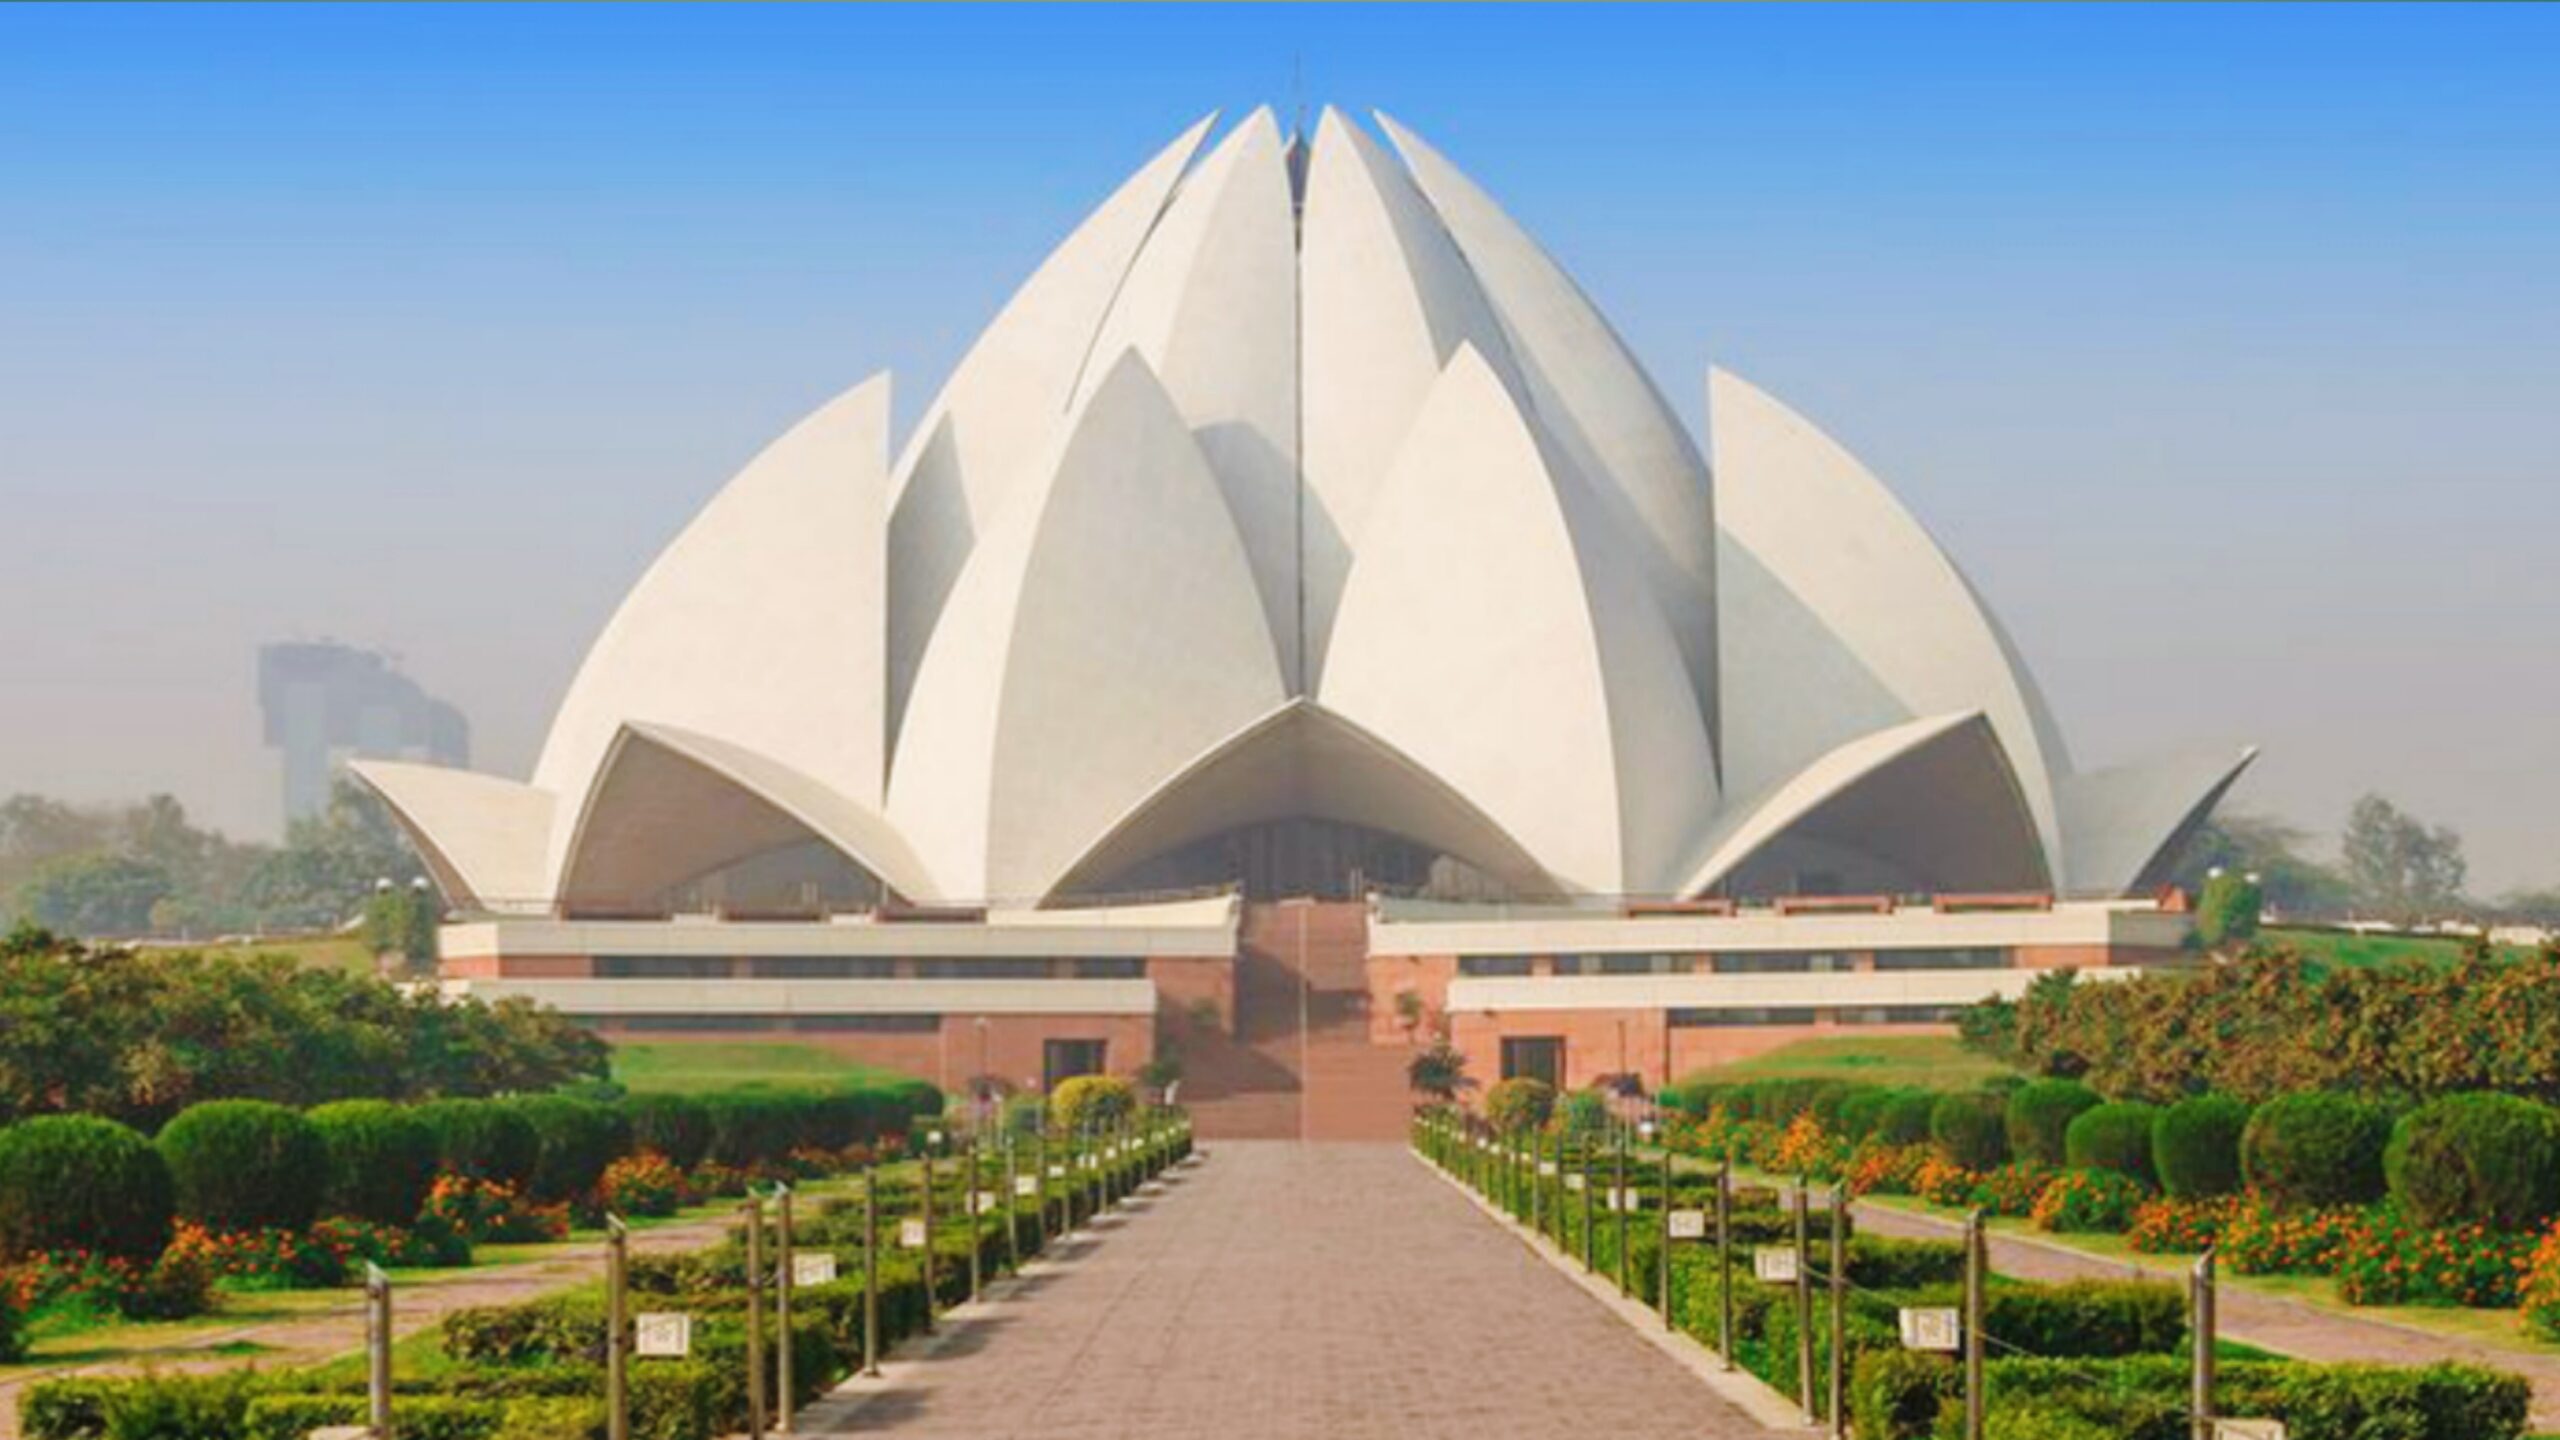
0, 779, 424, 940
2174, 791, 2556, 927
0, 925, 608, 1129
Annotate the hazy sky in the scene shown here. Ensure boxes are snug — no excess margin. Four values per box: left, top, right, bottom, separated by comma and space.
3, 4, 2555, 891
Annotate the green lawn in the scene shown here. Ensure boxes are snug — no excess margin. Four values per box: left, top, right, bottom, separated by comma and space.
185, 933, 379, 975
608, 1041, 904, 1094
1689, 1034, 2016, 1090
2262, 924, 2531, 973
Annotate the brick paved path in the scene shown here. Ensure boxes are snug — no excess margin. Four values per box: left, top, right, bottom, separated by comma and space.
802, 1143, 1781, 1438
1854, 1201, 2560, 1430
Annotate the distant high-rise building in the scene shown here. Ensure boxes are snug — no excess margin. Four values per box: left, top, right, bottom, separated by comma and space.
257, 642, 468, 824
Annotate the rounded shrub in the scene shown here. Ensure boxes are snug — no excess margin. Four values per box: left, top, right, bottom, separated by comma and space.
506, 1094, 632, 1202
2063, 1102, 2159, 1186
0, 1114, 174, 1260
2005, 1079, 2101, 1167
1049, 1075, 1138, 1135
415, 1098, 540, 1189
1931, 1091, 2011, 1172
621, 1093, 712, 1170
2241, 1092, 2391, 1209
702, 1091, 799, 1168
1877, 1090, 1940, 1147
2384, 1092, 2560, 1231
158, 1099, 328, 1232
2153, 1094, 2251, 1199
1556, 1087, 1607, 1138
308, 1100, 440, 1225
1484, 1077, 1557, 1134
1835, 1087, 1896, 1142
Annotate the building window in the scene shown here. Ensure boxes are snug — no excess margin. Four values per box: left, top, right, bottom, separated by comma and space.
595, 956, 734, 979
599, 1013, 781, 1032
745, 957, 895, 979
1044, 1038, 1108, 1090
918, 958, 1053, 980
786, 1013, 939, 1033
1070, 957, 1145, 979
1836, 1004, 1963, 1025
1458, 956, 1534, 977
1667, 1007, 1820, 1028
1501, 1036, 1564, 1087
1871, 948, 2010, 971
1709, 952, 1847, 974
1597, 953, 1668, 975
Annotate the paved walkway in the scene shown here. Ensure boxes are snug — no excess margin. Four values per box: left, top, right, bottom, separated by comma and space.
803, 1143, 1781, 1438
1855, 1201, 2560, 1430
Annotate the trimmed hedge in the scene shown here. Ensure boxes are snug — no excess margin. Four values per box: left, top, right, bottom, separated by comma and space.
414, 1098, 540, 1189
0, 1114, 172, 1260
307, 1100, 439, 1226
2005, 1079, 2101, 1167
505, 1094, 631, 1202
622, 1092, 713, 1170
157, 1100, 328, 1232
2384, 1092, 2560, 1232
2153, 1094, 2250, 1199
2244, 1092, 2391, 1209
1931, 1091, 2011, 1171
2064, 1101, 2159, 1186
1851, 1352, 2529, 1440
1049, 1074, 1136, 1133
1877, 1090, 1940, 1147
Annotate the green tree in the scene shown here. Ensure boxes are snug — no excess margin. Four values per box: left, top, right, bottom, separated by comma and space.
13, 853, 173, 937
2196, 869, 2265, 950
1407, 1042, 1469, 1102
241, 779, 427, 932
2171, 811, 2354, 919
2341, 793, 2468, 924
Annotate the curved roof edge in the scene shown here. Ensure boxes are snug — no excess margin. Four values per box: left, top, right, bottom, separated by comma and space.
1046, 698, 1563, 903
625, 722, 939, 903
2060, 744, 2260, 897
1679, 711, 2050, 898
555, 723, 936, 913
347, 760, 554, 914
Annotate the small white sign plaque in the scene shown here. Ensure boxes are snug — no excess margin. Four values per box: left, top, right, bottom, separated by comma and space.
1753, 1247, 1801, 1284
1014, 1174, 1039, 1197
1565, 1173, 1587, 1192
634, 1312, 692, 1358
791, 1253, 838, 1287
1538, 1160, 1558, 1177
975, 1189, 1001, 1215
1668, 1209, 1708, 1240
1048, 1163, 1067, 1179
1898, 1307, 1961, 1352
2213, 1423, 2287, 1440
898, 1218, 929, 1250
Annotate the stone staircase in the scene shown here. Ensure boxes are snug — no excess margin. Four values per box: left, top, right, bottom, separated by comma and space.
1180, 900, 1418, 1143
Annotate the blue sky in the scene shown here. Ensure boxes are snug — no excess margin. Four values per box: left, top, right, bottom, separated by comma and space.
3, 4, 2556, 890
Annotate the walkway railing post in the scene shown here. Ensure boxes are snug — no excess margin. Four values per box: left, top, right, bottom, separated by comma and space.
1614, 1120, 1631, 1295
1828, 1180, 1847, 1439
2192, 1247, 2218, 1440
743, 1192, 767, 1440
1793, 1178, 1814, 1419
921, 1131, 939, 1335
1579, 1133, 1596, 1270
1650, 1121, 1670, 1329
862, 1167, 881, 1377
966, 1128, 983, 1306
1004, 1134, 1022, 1271
1715, 1158, 1734, 1371
606, 1215, 631, 1440
1963, 1208, 1987, 1440
775, 1184, 795, 1433
364, 1261, 393, 1440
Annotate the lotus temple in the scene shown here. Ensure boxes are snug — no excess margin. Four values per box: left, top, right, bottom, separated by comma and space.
354, 109, 2253, 1139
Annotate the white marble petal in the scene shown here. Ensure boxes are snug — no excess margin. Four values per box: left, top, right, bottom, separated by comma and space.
888, 350, 1289, 903
347, 761, 554, 914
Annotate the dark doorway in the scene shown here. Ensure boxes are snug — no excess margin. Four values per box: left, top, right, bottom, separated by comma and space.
1500, 1036, 1564, 1089
1044, 1037, 1109, 1091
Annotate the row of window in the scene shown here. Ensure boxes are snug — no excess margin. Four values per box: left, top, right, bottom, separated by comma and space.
1665, 1004, 1963, 1028
572, 1013, 942, 1033
1455, 948, 2011, 977
591, 956, 1148, 980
